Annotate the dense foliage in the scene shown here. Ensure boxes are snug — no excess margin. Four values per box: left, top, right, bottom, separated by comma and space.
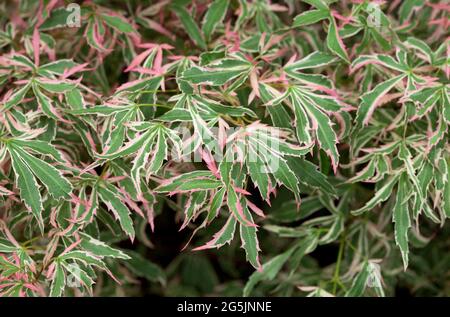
0, 0, 449, 297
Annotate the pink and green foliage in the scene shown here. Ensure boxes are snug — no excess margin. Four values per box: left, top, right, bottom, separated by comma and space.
0, 0, 449, 297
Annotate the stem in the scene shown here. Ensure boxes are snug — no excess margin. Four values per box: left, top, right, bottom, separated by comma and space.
332, 234, 346, 295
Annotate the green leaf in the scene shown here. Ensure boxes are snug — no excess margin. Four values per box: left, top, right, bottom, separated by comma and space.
259, 84, 292, 128
270, 197, 323, 223
193, 215, 237, 250
344, 261, 385, 297
130, 135, 155, 195
3, 83, 31, 111
79, 233, 130, 260
32, 83, 59, 120
399, 0, 425, 24
147, 128, 167, 174
202, 0, 229, 41
98, 129, 154, 160
301, 95, 339, 172
352, 174, 401, 215
10, 55, 35, 69
247, 156, 271, 201
97, 185, 135, 240
443, 88, 450, 124
172, 5, 207, 49
193, 94, 257, 117
302, 0, 329, 10
0, 238, 16, 253
285, 51, 337, 71
10, 139, 64, 162
290, 92, 312, 145
182, 58, 251, 86
347, 158, 377, 183
39, 8, 73, 30
62, 262, 94, 293
9, 150, 43, 230
319, 214, 344, 244
123, 251, 166, 285
37, 80, 76, 93
226, 184, 255, 227
39, 59, 78, 75
65, 88, 85, 109
345, 262, 369, 297
271, 157, 300, 200
155, 175, 222, 193
356, 75, 405, 126
10, 147, 72, 199
444, 159, 450, 218
287, 157, 336, 195
49, 262, 65, 297
207, 187, 226, 223
157, 108, 194, 121
398, 143, 424, 215
351, 55, 407, 73
326, 17, 349, 62
243, 246, 295, 296
240, 207, 261, 270
59, 250, 106, 269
